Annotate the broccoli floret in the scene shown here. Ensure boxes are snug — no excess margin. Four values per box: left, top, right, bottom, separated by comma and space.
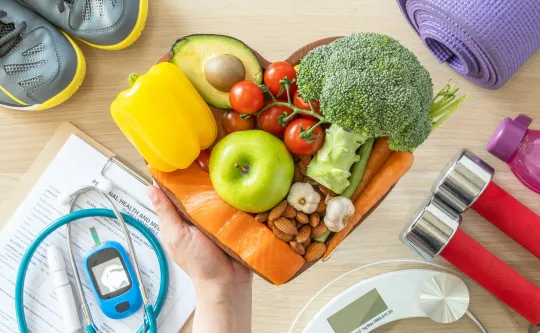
296, 45, 332, 101
297, 33, 435, 151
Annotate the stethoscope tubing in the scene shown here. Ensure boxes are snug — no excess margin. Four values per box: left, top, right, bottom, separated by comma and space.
15, 208, 169, 333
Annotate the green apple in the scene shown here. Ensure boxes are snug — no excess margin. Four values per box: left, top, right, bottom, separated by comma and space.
209, 130, 294, 213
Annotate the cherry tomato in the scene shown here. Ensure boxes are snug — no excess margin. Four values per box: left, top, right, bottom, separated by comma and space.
222, 110, 255, 134
284, 118, 325, 156
263, 62, 298, 99
196, 150, 211, 172
257, 103, 294, 136
229, 81, 264, 114
293, 90, 322, 120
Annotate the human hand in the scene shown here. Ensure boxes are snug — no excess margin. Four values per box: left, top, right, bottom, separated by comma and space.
147, 185, 253, 332
146, 185, 252, 289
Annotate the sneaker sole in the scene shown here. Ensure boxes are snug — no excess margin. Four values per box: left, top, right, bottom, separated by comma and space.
0, 32, 86, 111
80, 0, 149, 51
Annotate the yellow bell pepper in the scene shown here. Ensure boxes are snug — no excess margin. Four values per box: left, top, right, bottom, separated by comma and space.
111, 62, 217, 172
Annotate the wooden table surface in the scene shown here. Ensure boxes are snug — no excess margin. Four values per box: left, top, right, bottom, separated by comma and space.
1, 0, 539, 332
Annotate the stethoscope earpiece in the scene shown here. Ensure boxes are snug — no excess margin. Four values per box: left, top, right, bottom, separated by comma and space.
58, 192, 73, 206
97, 179, 113, 194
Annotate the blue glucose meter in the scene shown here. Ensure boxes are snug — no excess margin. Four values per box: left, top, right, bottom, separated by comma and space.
82, 241, 142, 319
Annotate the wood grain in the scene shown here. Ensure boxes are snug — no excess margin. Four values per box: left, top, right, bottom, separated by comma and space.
1, 0, 539, 332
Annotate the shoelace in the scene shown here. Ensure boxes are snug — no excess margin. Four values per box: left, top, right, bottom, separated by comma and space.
0, 11, 26, 57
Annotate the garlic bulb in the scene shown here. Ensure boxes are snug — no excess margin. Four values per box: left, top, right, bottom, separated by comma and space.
287, 182, 321, 214
324, 196, 355, 232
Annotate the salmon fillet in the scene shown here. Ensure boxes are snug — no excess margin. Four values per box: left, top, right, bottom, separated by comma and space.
148, 164, 305, 285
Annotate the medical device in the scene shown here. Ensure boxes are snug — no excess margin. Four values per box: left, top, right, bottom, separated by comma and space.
83, 240, 143, 319
15, 157, 169, 333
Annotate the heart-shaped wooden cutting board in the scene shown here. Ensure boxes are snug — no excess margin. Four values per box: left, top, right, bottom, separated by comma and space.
150, 36, 392, 284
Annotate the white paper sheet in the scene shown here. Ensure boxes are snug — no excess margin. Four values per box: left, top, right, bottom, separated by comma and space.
0, 135, 195, 333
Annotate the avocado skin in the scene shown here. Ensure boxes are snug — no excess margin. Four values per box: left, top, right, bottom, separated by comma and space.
170, 34, 263, 109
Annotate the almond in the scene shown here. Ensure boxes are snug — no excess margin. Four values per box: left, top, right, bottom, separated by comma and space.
295, 212, 309, 225
255, 211, 270, 223
274, 227, 294, 242
294, 167, 303, 183
295, 221, 303, 229
269, 200, 288, 221
296, 225, 311, 244
314, 187, 325, 199
319, 185, 336, 197
267, 220, 275, 230
282, 205, 297, 219
301, 237, 312, 250
274, 217, 298, 235
300, 155, 312, 166
290, 241, 305, 256
311, 222, 328, 238
316, 201, 327, 213
304, 242, 326, 262
303, 176, 318, 186
298, 163, 308, 176
309, 213, 321, 228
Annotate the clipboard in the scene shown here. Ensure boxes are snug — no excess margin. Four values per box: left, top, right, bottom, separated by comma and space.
0, 122, 195, 333
0, 122, 151, 229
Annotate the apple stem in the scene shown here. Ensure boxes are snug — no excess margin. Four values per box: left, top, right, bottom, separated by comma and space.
234, 163, 249, 174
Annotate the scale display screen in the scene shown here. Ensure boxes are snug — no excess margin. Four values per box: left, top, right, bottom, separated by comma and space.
327, 289, 388, 333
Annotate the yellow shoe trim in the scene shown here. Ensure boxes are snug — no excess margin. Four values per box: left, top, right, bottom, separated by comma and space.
0, 85, 28, 106
80, 0, 148, 51
34, 32, 86, 111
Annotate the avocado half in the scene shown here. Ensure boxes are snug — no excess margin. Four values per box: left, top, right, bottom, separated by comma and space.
170, 34, 263, 109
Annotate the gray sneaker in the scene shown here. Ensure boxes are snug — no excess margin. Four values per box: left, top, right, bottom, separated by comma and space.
0, 0, 86, 110
20, 0, 148, 50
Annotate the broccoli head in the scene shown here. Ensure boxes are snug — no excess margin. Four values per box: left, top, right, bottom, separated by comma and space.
297, 33, 434, 151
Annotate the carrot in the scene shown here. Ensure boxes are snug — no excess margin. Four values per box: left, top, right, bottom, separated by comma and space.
350, 137, 393, 202
322, 151, 414, 261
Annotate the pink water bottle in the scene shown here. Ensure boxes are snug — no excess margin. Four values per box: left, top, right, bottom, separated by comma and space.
488, 114, 540, 194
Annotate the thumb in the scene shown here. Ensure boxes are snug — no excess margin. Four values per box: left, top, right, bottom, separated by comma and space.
146, 185, 191, 252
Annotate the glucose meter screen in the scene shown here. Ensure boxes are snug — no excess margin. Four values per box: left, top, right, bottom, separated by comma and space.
91, 256, 132, 299
327, 289, 388, 333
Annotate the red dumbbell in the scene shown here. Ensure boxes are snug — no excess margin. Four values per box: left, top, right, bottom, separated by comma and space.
402, 195, 540, 325
432, 149, 540, 259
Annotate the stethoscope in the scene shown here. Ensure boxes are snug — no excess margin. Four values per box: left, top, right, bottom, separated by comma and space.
14, 178, 169, 333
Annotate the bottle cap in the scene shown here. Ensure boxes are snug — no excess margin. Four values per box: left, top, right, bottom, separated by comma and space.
488, 114, 533, 162
47, 246, 66, 272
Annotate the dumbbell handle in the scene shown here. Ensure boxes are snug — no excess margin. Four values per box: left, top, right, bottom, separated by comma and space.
441, 229, 540, 325
472, 182, 540, 259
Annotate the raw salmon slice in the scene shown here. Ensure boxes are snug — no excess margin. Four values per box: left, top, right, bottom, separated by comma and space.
149, 164, 305, 285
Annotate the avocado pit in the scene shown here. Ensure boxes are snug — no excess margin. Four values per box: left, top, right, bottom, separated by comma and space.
204, 54, 245, 92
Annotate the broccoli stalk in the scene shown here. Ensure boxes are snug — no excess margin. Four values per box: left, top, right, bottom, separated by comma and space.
306, 125, 368, 194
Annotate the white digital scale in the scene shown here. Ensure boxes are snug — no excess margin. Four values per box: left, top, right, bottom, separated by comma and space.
302, 269, 483, 333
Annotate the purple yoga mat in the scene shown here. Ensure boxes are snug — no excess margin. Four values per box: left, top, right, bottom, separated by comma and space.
397, 0, 540, 89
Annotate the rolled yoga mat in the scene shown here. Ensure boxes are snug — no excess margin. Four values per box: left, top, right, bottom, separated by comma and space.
397, 0, 540, 89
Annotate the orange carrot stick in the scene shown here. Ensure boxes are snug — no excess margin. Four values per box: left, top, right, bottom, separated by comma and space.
350, 137, 393, 202
323, 151, 414, 260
